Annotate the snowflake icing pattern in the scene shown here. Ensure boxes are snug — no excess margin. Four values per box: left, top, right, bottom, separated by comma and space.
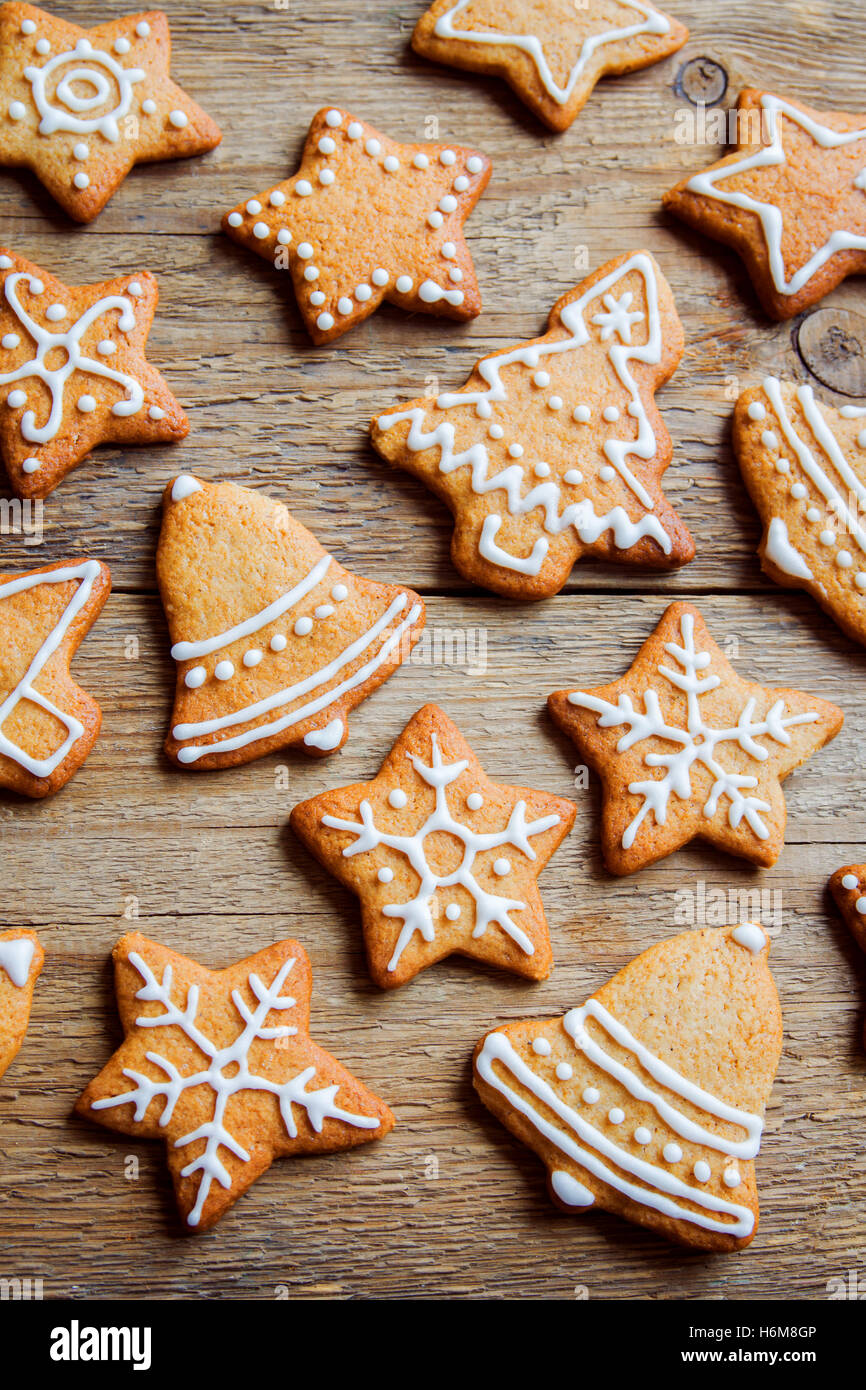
92, 950, 379, 1227
569, 610, 821, 848
322, 734, 561, 971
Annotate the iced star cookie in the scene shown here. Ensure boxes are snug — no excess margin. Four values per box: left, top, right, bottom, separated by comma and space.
0, 4, 221, 221
412, 1, 687, 132
734, 378, 866, 647
372, 251, 694, 599
76, 933, 394, 1232
291, 704, 576, 988
222, 107, 491, 345
473, 923, 781, 1251
663, 89, 866, 320
0, 929, 42, 1078
0, 557, 110, 797
830, 865, 866, 958
548, 601, 842, 874
159, 475, 425, 770
0, 249, 188, 498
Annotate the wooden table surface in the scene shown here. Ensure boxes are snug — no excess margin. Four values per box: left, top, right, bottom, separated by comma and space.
2, 0, 866, 1301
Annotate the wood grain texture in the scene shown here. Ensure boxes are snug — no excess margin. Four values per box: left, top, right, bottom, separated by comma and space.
1, 0, 865, 1300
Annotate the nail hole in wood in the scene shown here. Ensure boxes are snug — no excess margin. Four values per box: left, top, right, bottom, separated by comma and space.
674, 57, 728, 107
795, 307, 866, 398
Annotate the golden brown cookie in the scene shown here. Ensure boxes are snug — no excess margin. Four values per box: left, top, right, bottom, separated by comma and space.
76, 932, 394, 1232
0, 928, 43, 1078
663, 89, 866, 320
158, 475, 425, 770
0, 557, 110, 797
473, 922, 781, 1252
734, 377, 866, 647
222, 106, 491, 345
830, 865, 866, 956
0, 3, 221, 221
371, 251, 694, 600
291, 703, 576, 988
412, 0, 687, 132
548, 600, 843, 874
0, 248, 188, 498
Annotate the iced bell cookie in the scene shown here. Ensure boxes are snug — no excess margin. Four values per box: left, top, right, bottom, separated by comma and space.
548, 601, 842, 874
473, 923, 781, 1251
412, 1, 687, 133
291, 704, 576, 988
159, 475, 425, 770
76, 933, 394, 1232
222, 107, 491, 345
830, 865, 866, 957
734, 378, 866, 648
0, 4, 221, 221
0, 929, 43, 1078
663, 89, 866, 320
0, 249, 188, 498
0, 557, 110, 797
371, 251, 694, 599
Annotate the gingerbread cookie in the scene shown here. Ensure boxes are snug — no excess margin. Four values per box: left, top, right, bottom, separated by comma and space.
158, 475, 425, 770
372, 251, 694, 600
222, 106, 491, 345
734, 377, 866, 647
0, 4, 221, 221
291, 704, 576, 988
0, 557, 110, 797
0, 249, 188, 498
0, 928, 43, 1078
663, 89, 866, 320
76, 933, 393, 1231
830, 865, 866, 957
412, 1, 687, 132
473, 923, 781, 1251
548, 601, 842, 874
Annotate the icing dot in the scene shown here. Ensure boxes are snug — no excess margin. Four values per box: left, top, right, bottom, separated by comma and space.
169, 110, 188, 129
45, 303, 66, 321
114, 36, 130, 54
73, 142, 89, 160
532, 1037, 551, 1056
377, 867, 394, 884
338, 297, 353, 315
467, 792, 483, 810
389, 789, 408, 809
28, 279, 44, 295
127, 282, 143, 299
395, 275, 412, 293
449, 267, 463, 283
73, 172, 89, 189
775, 457, 790, 474
445, 903, 461, 921
76, 394, 96, 412
215, 660, 234, 681
806, 506, 821, 522
608, 1108, 625, 1125
819, 529, 835, 546
136, 20, 151, 36
297, 243, 314, 259
859, 430, 866, 449
8, 101, 25, 120
533, 371, 550, 388
319, 169, 335, 186
365, 138, 381, 156
475, 399, 492, 419
555, 1062, 573, 1081
663, 1143, 683, 1164
582, 1087, 600, 1104
372, 268, 389, 286
270, 634, 287, 652
315, 605, 335, 619
21, 19, 36, 34
488, 423, 504, 440
747, 401, 766, 421
331, 583, 348, 601
842, 874, 858, 889
573, 405, 591, 423
467, 156, 483, 173
325, 109, 342, 127
253, 221, 269, 239
602, 405, 619, 422
277, 229, 291, 245
439, 194, 457, 213
294, 616, 314, 635
355, 284, 372, 302
6, 389, 25, 408
857, 573, 866, 589
318, 136, 336, 155
599, 465, 615, 482
413, 153, 430, 171
534, 462, 550, 478
439, 150, 456, 165
35, 38, 50, 55
296, 180, 313, 196
0, 256, 11, 269
494, 857, 512, 877
185, 666, 206, 689
564, 469, 583, 485
246, 200, 262, 214
548, 396, 563, 411
148, 405, 165, 420
693, 1161, 711, 1183
142, 99, 156, 115
316, 312, 334, 331
384, 155, 399, 173
837, 550, 853, 568
227, 212, 242, 227
634, 1127, 652, 1145
453, 175, 469, 191
243, 649, 263, 668
857, 897, 866, 915
723, 1167, 741, 1189
441, 242, 457, 259
507, 443, 524, 458
21, 457, 40, 474
347, 122, 362, 139
791, 482, 806, 498
761, 430, 778, 450
427, 210, 443, 228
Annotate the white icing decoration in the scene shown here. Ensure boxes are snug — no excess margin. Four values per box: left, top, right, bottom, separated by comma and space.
568, 609, 820, 848
171, 556, 330, 660
91, 949, 379, 1227
0, 560, 101, 776
731, 923, 767, 954
321, 732, 561, 972
765, 516, 813, 579
171, 475, 202, 502
532, 1037, 551, 1056
303, 718, 345, 751
214, 660, 234, 681
842, 873, 858, 890
25, 38, 145, 141
185, 666, 206, 689
0, 937, 36, 987
550, 1170, 594, 1207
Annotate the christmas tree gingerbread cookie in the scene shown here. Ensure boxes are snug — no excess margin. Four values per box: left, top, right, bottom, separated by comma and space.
158, 475, 425, 770
76, 933, 394, 1231
412, 1, 688, 133
474, 923, 781, 1251
291, 704, 576, 987
371, 251, 694, 599
222, 107, 491, 344
0, 928, 43, 1079
548, 601, 842, 874
0, 249, 188, 498
734, 377, 866, 647
0, 3, 221, 222
0, 557, 110, 797
663, 89, 866, 320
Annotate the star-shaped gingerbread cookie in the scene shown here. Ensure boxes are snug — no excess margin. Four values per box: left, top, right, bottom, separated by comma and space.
0, 4, 221, 221
372, 250, 694, 599
412, 0, 688, 132
291, 704, 576, 988
0, 557, 110, 797
0, 928, 43, 1078
548, 601, 842, 874
76, 933, 394, 1232
830, 865, 866, 956
663, 89, 866, 319
0, 250, 188, 497
222, 107, 491, 345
